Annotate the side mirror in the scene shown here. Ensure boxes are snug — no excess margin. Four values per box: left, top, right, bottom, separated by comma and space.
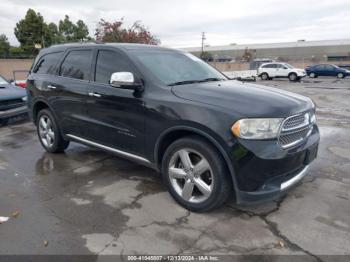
110, 72, 143, 91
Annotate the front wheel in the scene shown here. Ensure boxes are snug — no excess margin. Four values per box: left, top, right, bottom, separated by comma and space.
289, 73, 298, 81
162, 136, 232, 212
37, 109, 69, 153
337, 73, 344, 79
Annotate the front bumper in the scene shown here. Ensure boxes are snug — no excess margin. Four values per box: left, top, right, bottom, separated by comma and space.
297, 72, 307, 78
0, 105, 28, 120
232, 124, 319, 204
236, 164, 311, 204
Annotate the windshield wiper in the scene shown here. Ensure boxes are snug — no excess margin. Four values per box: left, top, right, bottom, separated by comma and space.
168, 80, 201, 86
168, 78, 225, 86
198, 77, 225, 83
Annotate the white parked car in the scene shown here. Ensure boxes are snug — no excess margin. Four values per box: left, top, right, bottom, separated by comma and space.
258, 62, 306, 81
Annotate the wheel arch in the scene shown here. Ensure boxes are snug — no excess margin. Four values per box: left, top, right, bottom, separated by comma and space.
154, 126, 239, 197
32, 99, 50, 123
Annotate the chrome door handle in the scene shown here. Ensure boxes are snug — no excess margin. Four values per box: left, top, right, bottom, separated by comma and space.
47, 85, 57, 89
88, 92, 102, 98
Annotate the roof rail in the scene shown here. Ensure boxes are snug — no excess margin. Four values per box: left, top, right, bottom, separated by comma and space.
50, 41, 105, 48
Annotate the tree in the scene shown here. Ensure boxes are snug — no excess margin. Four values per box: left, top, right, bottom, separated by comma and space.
242, 48, 253, 62
59, 16, 91, 42
59, 15, 76, 42
74, 20, 90, 41
14, 9, 45, 55
44, 22, 63, 46
9, 46, 26, 58
0, 34, 10, 58
95, 19, 160, 45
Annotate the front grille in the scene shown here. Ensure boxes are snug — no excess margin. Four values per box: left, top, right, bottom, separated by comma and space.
0, 99, 25, 111
282, 113, 308, 130
279, 112, 313, 148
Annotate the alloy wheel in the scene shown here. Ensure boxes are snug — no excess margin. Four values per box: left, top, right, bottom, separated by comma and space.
168, 149, 214, 203
38, 115, 55, 148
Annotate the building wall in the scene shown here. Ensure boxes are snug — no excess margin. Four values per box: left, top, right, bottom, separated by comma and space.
186, 40, 350, 62
210, 60, 350, 72
0, 59, 33, 80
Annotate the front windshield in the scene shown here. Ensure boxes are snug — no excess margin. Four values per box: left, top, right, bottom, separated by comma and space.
0, 75, 9, 85
131, 50, 227, 85
283, 63, 294, 69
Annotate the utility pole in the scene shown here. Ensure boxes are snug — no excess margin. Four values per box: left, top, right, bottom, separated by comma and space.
201, 32, 206, 58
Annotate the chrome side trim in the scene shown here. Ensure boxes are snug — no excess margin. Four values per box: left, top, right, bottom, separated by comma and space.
280, 165, 309, 190
66, 134, 151, 164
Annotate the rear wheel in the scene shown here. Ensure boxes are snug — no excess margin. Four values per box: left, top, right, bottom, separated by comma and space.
289, 73, 298, 81
309, 72, 316, 78
260, 73, 269, 81
162, 136, 232, 212
337, 73, 344, 79
37, 109, 69, 153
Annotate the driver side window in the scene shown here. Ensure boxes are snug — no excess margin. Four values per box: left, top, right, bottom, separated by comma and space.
95, 50, 134, 84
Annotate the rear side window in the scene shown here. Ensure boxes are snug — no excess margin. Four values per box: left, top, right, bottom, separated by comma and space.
262, 64, 276, 68
95, 50, 134, 84
34, 52, 63, 74
324, 65, 334, 71
60, 50, 93, 80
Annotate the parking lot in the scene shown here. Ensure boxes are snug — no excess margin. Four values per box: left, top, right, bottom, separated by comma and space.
0, 77, 349, 259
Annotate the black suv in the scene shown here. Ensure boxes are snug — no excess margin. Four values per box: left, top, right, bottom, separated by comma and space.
27, 43, 319, 212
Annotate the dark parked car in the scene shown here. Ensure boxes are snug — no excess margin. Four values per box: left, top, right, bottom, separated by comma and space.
0, 75, 27, 125
27, 43, 320, 212
305, 64, 350, 78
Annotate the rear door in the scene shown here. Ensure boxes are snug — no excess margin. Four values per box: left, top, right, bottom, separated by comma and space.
84, 48, 146, 156
268, 64, 278, 77
52, 48, 93, 136
28, 51, 64, 109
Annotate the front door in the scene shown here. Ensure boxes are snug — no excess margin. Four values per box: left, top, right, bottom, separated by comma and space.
84, 49, 145, 157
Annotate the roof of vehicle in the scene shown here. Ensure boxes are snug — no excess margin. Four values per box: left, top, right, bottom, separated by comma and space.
259, 62, 284, 67
40, 42, 177, 55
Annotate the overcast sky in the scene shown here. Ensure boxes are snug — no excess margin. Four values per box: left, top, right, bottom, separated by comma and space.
1, 0, 350, 48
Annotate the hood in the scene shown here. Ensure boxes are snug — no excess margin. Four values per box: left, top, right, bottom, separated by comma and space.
171, 80, 313, 118
0, 84, 26, 101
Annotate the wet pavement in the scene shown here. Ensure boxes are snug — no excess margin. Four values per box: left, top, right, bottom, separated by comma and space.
0, 77, 349, 259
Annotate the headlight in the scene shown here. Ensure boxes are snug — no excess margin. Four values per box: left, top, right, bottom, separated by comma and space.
231, 118, 283, 139
22, 96, 27, 102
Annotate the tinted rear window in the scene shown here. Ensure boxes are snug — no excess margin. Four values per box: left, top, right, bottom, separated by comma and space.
34, 52, 63, 74
60, 50, 93, 80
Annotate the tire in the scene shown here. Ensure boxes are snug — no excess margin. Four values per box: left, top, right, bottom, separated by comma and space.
260, 73, 269, 81
309, 72, 316, 78
36, 109, 69, 153
289, 73, 298, 81
337, 73, 344, 79
161, 135, 232, 212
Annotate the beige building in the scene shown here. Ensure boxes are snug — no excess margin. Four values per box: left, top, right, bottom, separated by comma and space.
182, 39, 350, 62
